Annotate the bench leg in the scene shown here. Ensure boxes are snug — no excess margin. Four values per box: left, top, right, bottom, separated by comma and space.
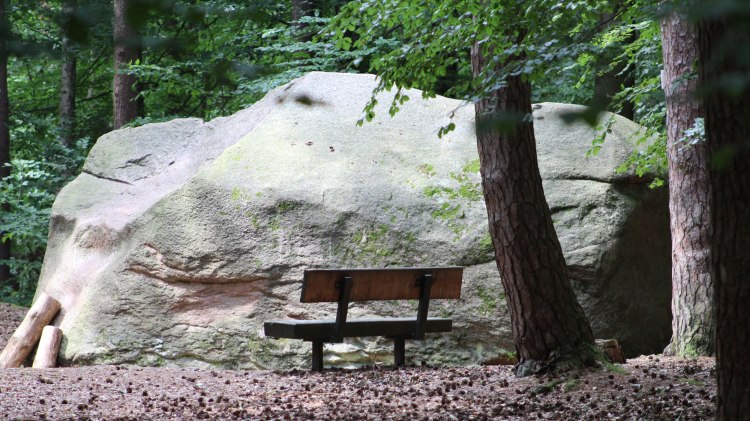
311, 341, 324, 371
394, 337, 406, 367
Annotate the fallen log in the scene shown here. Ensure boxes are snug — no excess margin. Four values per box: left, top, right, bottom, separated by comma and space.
32, 326, 63, 368
0, 293, 61, 368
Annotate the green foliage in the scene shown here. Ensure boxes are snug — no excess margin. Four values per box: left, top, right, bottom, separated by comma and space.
122, 2, 394, 123
561, 3, 669, 183
2, 0, 105, 304
327, 1, 629, 132
0, 0, 701, 304
602, 359, 628, 374
617, 117, 702, 188
327, 0, 671, 185
0, 145, 86, 305
1, 0, 360, 303
681, 116, 705, 147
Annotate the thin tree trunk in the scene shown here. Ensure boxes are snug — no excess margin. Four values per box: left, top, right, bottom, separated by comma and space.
660, 10, 713, 357
113, 0, 142, 129
699, 13, 750, 420
471, 41, 597, 377
291, 0, 314, 23
0, 0, 11, 286
291, 0, 316, 41
59, 0, 76, 147
593, 54, 635, 119
593, 8, 635, 120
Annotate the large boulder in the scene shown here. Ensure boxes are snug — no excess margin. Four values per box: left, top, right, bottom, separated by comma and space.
37, 72, 670, 369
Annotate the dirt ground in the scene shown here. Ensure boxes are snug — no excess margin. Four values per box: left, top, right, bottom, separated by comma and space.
0, 302, 716, 420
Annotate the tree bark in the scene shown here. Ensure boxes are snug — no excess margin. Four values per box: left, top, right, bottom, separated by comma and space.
0, 293, 61, 368
0, 0, 11, 286
471, 42, 597, 377
113, 0, 142, 129
699, 13, 750, 420
660, 10, 713, 357
59, 0, 77, 147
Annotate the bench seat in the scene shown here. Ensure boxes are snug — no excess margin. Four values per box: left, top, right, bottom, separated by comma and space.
264, 317, 452, 341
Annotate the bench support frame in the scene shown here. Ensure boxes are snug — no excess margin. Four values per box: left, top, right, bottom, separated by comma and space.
333, 276, 353, 342
309, 273, 435, 370
393, 337, 406, 367
414, 274, 432, 340
312, 340, 324, 371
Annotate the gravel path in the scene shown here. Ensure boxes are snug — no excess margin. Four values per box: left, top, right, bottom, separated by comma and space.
0, 303, 716, 420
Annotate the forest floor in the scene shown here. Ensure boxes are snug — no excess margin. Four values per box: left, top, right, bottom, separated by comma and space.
1, 302, 716, 420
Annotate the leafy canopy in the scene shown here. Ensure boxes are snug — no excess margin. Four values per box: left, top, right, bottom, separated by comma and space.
327, 1, 612, 125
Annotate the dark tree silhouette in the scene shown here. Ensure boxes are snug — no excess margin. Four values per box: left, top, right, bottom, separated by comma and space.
59, 0, 77, 147
113, 0, 142, 129
699, 8, 750, 419
593, 5, 635, 120
291, 0, 317, 41
0, 0, 11, 286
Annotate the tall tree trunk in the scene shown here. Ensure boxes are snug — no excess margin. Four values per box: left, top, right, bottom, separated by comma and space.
471, 42, 597, 377
660, 10, 713, 357
593, 9, 635, 120
0, 0, 11, 286
113, 0, 142, 129
699, 12, 750, 420
291, 0, 316, 41
593, 51, 635, 119
59, 0, 76, 147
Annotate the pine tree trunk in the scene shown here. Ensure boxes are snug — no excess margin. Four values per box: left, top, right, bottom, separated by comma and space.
291, 0, 316, 41
593, 8, 635, 120
291, 0, 315, 23
59, 0, 76, 147
699, 14, 750, 420
593, 52, 634, 119
0, 0, 11, 286
660, 10, 713, 357
113, 0, 141, 129
471, 42, 596, 376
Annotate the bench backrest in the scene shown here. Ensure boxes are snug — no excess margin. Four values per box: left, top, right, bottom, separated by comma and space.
300, 267, 463, 303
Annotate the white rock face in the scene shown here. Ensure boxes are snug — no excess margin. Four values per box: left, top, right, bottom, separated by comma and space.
37, 72, 670, 369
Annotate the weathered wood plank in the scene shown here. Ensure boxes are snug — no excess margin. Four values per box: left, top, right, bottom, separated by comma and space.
301, 267, 462, 302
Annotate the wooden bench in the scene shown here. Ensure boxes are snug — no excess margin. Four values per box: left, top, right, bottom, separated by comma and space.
264, 267, 463, 370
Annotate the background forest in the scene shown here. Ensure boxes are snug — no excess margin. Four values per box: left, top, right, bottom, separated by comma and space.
3, 1, 750, 418
0, 0, 667, 306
